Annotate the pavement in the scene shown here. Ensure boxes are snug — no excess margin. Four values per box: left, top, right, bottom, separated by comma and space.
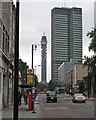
1, 96, 42, 119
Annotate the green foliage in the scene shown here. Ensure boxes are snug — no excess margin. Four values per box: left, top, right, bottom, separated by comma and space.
87, 28, 96, 52
48, 79, 58, 91
79, 82, 85, 93
32, 74, 38, 87
83, 28, 96, 73
36, 82, 48, 91
19, 59, 29, 80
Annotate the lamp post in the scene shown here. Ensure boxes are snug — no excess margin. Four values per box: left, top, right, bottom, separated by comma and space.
13, 0, 19, 120
31, 44, 38, 71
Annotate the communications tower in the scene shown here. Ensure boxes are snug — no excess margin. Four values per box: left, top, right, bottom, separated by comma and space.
41, 33, 47, 83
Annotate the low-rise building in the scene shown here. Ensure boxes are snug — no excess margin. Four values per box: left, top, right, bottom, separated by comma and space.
0, 1, 15, 109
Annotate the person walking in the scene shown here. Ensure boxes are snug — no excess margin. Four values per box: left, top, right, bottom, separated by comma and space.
18, 91, 22, 106
23, 92, 28, 105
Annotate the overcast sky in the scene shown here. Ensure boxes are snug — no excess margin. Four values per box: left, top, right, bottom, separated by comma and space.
13, 0, 95, 82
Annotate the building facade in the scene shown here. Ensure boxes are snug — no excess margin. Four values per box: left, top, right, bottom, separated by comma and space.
0, 1, 15, 109
58, 62, 73, 84
51, 7, 82, 81
65, 63, 84, 93
72, 63, 84, 85
94, 1, 96, 28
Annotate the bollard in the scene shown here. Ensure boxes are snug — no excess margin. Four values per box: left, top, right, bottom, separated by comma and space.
28, 92, 32, 111
32, 95, 36, 113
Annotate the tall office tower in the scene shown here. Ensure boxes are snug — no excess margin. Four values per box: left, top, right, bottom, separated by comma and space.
41, 34, 47, 83
94, 1, 96, 28
51, 7, 82, 81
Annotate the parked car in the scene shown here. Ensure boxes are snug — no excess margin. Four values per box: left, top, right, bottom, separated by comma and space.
72, 93, 86, 103
46, 91, 57, 103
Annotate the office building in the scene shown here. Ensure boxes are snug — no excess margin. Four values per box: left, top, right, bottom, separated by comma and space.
51, 7, 82, 81
94, 1, 96, 28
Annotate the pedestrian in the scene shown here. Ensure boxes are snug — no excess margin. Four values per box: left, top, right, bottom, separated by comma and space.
32, 93, 36, 113
23, 92, 28, 105
18, 91, 22, 106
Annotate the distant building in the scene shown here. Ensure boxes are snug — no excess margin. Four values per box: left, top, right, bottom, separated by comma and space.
72, 63, 84, 85
51, 7, 82, 81
65, 63, 84, 93
58, 61, 74, 84
41, 34, 47, 83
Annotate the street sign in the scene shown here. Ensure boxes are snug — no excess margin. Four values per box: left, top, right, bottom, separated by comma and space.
27, 69, 33, 74
27, 74, 33, 84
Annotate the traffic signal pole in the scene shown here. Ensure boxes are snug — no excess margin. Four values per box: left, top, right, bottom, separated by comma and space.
13, 1, 19, 120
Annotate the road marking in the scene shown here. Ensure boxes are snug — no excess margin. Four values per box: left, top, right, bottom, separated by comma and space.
44, 107, 68, 110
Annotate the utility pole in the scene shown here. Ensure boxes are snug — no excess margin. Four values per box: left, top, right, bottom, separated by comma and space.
13, 1, 19, 120
32, 44, 33, 70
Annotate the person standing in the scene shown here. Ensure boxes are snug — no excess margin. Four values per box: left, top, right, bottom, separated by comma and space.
23, 92, 28, 105
18, 91, 22, 105
32, 93, 36, 113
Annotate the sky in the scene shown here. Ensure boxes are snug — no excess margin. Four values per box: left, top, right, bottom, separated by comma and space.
13, 0, 95, 82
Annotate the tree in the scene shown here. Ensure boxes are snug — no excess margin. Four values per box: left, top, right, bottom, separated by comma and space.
79, 81, 85, 93
87, 28, 96, 52
48, 79, 58, 91
83, 28, 96, 97
36, 82, 48, 91
32, 74, 38, 87
19, 59, 29, 84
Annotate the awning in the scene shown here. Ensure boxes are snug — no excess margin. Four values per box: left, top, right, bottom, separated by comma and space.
18, 84, 33, 88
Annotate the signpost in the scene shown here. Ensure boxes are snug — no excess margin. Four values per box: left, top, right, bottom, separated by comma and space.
27, 69, 33, 84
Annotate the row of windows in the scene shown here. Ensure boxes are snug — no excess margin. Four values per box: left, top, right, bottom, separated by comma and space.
0, 19, 10, 57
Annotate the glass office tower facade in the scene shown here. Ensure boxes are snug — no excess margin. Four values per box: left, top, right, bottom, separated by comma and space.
51, 7, 82, 81
94, 1, 96, 28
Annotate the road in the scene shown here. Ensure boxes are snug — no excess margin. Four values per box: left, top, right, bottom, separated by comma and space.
38, 93, 94, 118
1, 93, 95, 119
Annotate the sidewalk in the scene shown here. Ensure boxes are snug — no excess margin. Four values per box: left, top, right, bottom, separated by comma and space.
2, 101, 42, 119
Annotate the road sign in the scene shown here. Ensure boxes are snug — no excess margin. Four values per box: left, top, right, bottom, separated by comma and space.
27, 74, 33, 84
27, 69, 33, 74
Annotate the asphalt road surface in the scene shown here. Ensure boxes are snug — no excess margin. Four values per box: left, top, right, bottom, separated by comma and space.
38, 93, 94, 118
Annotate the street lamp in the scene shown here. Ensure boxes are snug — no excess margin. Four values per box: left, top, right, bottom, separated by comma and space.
34, 65, 41, 75
13, 1, 19, 120
32, 44, 37, 70
31, 45, 41, 86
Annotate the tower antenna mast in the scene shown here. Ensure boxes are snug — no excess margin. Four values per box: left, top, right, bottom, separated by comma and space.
64, 0, 66, 7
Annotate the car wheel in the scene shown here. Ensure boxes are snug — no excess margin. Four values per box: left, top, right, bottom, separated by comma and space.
83, 101, 86, 103
55, 99, 57, 102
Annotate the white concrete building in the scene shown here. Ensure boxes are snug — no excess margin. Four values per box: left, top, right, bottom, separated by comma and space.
58, 62, 73, 85
0, 1, 15, 109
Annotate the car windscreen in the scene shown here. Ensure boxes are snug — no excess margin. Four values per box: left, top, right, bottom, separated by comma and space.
74, 94, 83, 96
49, 92, 56, 96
